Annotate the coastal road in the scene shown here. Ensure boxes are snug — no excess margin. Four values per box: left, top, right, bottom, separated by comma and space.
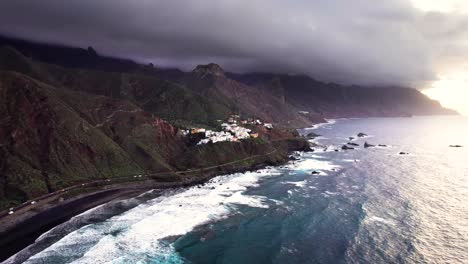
0, 148, 278, 219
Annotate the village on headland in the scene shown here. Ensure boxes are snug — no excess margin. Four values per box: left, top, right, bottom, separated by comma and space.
180, 114, 274, 145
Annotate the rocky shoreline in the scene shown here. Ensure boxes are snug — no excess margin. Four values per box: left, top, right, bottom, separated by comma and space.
0, 138, 309, 262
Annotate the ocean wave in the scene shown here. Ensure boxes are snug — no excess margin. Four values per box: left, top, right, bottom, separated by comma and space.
19, 168, 283, 263
366, 216, 397, 226
288, 155, 341, 173
283, 180, 308, 188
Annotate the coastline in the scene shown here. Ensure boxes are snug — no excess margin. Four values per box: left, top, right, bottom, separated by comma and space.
0, 139, 310, 262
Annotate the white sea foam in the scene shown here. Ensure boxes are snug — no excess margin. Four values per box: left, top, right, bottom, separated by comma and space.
21, 149, 340, 263
311, 120, 335, 129
283, 180, 308, 188
288, 153, 341, 173
343, 159, 360, 163
23, 168, 282, 263
300, 118, 337, 133
367, 216, 396, 226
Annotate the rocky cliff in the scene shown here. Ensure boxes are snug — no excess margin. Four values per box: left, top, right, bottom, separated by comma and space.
229, 73, 457, 117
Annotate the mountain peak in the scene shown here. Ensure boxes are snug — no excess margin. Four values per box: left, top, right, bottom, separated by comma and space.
192, 63, 225, 78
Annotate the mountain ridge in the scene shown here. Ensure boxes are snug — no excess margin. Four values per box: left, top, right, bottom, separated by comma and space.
0, 35, 457, 118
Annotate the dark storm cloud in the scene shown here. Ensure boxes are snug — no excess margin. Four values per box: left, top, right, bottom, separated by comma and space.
0, 0, 467, 87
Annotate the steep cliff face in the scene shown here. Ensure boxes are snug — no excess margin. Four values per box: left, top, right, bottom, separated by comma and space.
45, 66, 232, 126
185, 63, 323, 127
0, 70, 218, 207
32, 59, 320, 128
229, 73, 457, 117
0, 72, 145, 207
0, 47, 232, 127
52, 88, 186, 172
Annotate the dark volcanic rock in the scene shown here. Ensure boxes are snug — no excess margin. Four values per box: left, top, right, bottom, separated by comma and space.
288, 155, 299, 161
192, 63, 225, 78
378, 144, 388, 147
399, 152, 409, 155
347, 142, 359, 146
306, 132, 321, 139
342, 145, 354, 150
357, 132, 368, 138
449, 145, 463, 148
311, 171, 320, 175
364, 142, 375, 148
348, 137, 355, 141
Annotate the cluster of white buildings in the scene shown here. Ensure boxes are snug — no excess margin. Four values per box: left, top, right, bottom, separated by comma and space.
264, 123, 273, 129
197, 123, 256, 145
188, 115, 274, 145
221, 123, 252, 139
198, 130, 234, 144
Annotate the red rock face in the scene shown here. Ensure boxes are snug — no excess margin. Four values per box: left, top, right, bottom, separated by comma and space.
256, 126, 297, 141
76, 142, 96, 162
153, 117, 176, 134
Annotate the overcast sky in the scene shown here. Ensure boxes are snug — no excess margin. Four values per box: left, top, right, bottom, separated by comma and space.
0, 0, 467, 90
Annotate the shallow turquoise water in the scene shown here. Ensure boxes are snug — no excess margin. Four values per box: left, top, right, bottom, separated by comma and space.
8, 116, 468, 264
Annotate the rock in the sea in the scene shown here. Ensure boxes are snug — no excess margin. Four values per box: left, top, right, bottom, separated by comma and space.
342, 145, 354, 150
349, 137, 355, 141
399, 152, 409, 155
289, 155, 300, 161
357, 132, 368, 138
311, 171, 320, 175
449, 145, 463, 148
347, 142, 359, 146
364, 142, 375, 148
378, 144, 387, 147
306, 132, 321, 139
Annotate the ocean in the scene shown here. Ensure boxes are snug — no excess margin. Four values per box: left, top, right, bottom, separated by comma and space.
6, 116, 468, 264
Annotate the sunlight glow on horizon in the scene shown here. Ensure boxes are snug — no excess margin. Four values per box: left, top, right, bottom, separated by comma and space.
422, 71, 468, 116
411, 0, 468, 13
411, 0, 468, 116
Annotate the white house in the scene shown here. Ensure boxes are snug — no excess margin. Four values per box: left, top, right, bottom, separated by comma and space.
264, 123, 273, 129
